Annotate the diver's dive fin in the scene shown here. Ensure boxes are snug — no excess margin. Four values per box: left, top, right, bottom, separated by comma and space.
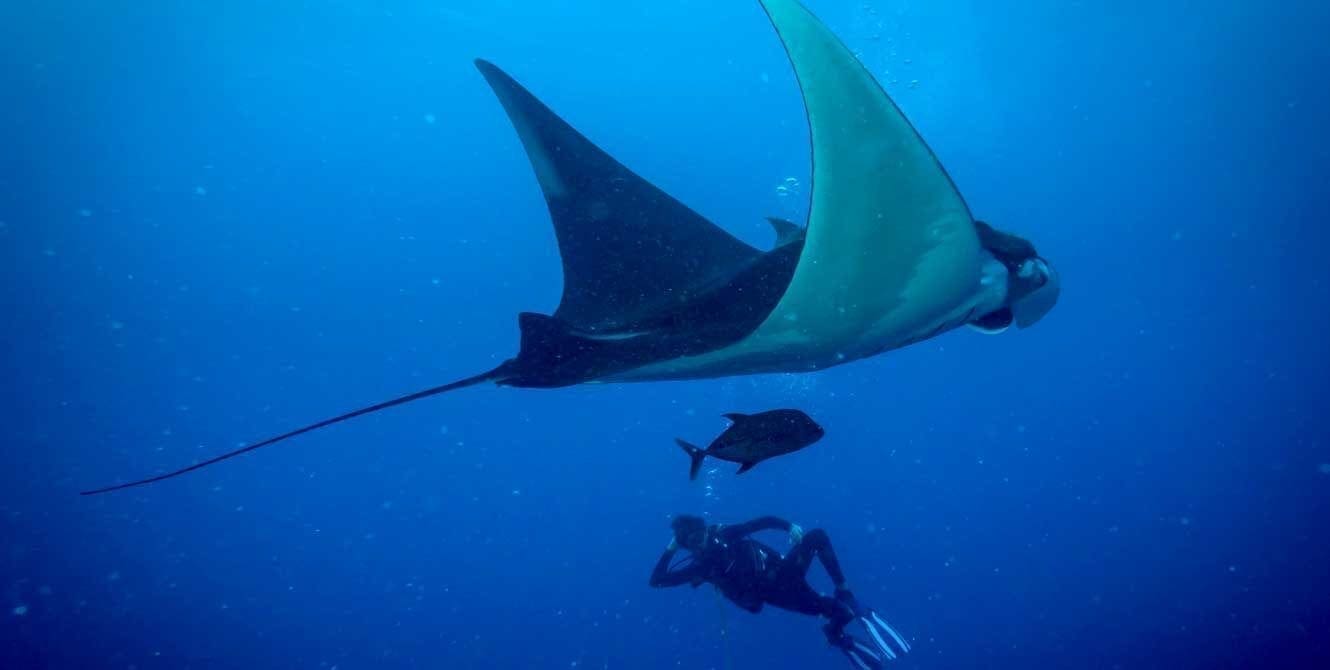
840, 638, 885, 670
870, 611, 912, 655
836, 589, 912, 661
675, 439, 707, 481
766, 217, 803, 247
79, 369, 502, 495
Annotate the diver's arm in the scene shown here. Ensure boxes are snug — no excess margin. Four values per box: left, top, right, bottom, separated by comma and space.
722, 516, 793, 540
649, 542, 703, 588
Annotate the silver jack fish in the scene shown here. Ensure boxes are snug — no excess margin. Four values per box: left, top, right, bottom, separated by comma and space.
676, 409, 825, 479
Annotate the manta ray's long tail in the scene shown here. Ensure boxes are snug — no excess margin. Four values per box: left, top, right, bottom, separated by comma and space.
79, 368, 501, 496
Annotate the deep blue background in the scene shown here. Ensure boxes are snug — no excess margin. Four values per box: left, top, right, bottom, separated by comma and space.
4, 1, 1329, 668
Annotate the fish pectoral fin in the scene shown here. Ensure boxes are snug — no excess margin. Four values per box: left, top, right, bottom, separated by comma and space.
735, 461, 758, 475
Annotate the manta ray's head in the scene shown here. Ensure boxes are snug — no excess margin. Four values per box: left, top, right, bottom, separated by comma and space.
970, 221, 1060, 332
1008, 256, 1060, 328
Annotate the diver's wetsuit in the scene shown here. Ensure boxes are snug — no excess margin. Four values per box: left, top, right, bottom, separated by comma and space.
649, 516, 853, 631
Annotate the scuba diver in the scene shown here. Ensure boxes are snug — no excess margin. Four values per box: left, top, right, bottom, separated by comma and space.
650, 514, 910, 669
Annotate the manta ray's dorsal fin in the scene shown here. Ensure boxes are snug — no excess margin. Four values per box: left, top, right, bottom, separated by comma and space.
745, 0, 982, 359
765, 216, 804, 247
474, 60, 763, 333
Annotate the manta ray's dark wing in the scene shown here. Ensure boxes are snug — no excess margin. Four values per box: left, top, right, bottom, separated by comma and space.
475, 59, 762, 333
81, 60, 790, 496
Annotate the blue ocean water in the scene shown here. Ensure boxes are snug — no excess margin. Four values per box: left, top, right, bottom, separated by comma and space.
4, 1, 1329, 668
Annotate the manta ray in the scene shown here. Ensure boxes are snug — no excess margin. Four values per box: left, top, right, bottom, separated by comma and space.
82, 0, 1059, 495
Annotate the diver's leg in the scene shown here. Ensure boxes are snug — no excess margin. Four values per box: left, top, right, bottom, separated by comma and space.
818, 593, 886, 669
777, 530, 852, 633
762, 572, 884, 669
786, 528, 847, 588
821, 594, 852, 633
764, 586, 853, 646
782, 531, 904, 666
791, 531, 910, 660
763, 579, 830, 617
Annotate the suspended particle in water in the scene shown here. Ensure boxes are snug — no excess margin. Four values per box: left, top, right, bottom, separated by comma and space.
424, 113, 437, 124
12, 605, 27, 616
193, 186, 207, 196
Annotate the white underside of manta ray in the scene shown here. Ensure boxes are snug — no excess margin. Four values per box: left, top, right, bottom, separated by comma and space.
82, 0, 1060, 495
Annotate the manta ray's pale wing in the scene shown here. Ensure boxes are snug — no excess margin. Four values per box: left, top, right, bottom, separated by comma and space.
475, 60, 763, 333
613, 0, 984, 380
745, 0, 981, 363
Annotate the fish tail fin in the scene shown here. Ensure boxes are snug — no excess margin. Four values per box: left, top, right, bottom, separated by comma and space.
79, 366, 507, 496
675, 439, 706, 481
